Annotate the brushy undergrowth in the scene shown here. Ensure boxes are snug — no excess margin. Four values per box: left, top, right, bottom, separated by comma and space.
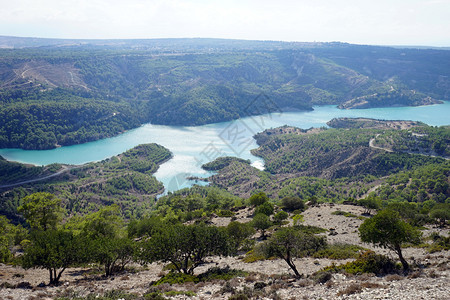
294, 224, 327, 234
153, 266, 247, 286
56, 289, 138, 300
242, 250, 269, 263
153, 272, 199, 285
197, 266, 248, 281
319, 251, 397, 275
331, 210, 358, 218
427, 233, 450, 253
313, 243, 366, 259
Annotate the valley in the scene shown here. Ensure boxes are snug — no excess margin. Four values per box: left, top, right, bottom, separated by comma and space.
1, 38, 450, 150
0, 37, 449, 300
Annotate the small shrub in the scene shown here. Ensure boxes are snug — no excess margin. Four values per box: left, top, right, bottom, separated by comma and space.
331, 211, 358, 218
273, 211, 289, 224
336, 283, 362, 296
253, 282, 267, 290
228, 294, 248, 300
296, 279, 312, 287
281, 196, 305, 212
321, 251, 396, 275
144, 292, 166, 300
313, 243, 366, 259
198, 266, 248, 282
255, 202, 274, 216
56, 289, 139, 300
15, 282, 32, 289
219, 282, 236, 294
244, 273, 258, 283
407, 271, 422, 279
0, 282, 15, 289
216, 210, 235, 217
242, 250, 266, 263
102, 290, 138, 300
164, 291, 196, 297
360, 282, 384, 289
152, 272, 199, 286
312, 271, 332, 284
295, 224, 327, 234
426, 234, 450, 253
428, 270, 439, 278
385, 274, 404, 281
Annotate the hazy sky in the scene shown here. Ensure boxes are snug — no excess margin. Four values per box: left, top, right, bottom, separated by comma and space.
1, 0, 449, 46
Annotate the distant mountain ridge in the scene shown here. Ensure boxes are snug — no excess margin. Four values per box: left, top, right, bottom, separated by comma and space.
0, 37, 449, 150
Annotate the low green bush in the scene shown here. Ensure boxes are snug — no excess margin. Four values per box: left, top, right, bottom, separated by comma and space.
242, 250, 268, 263
198, 266, 248, 281
216, 209, 235, 217
313, 243, 366, 259
427, 233, 450, 252
56, 289, 138, 300
294, 224, 327, 234
321, 251, 397, 275
152, 272, 199, 285
331, 211, 358, 218
164, 291, 196, 297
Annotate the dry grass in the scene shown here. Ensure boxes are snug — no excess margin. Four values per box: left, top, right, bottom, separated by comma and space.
427, 270, 439, 278
360, 282, 385, 289
385, 274, 404, 281
337, 283, 362, 296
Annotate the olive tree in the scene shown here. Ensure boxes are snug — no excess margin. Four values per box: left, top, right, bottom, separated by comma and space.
18, 192, 63, 231
257, 226, 326, 278
22, 229, 87, 285
249, 192, 269, 207
226, 221, 255, 253
81, 205, 134, 277
359, 209, 421, 272
140, 223, 229, 275
251, 213, 272, 239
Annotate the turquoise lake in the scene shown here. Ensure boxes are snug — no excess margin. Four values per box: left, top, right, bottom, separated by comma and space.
1, 102, 449, 193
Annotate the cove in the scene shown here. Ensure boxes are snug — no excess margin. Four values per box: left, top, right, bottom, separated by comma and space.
1, 102, 449, 193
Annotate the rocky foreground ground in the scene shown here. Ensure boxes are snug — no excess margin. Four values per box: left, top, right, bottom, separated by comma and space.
0, 204, 448, 300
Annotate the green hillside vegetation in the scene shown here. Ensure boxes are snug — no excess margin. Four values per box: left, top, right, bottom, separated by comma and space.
1, 40, 449, 150
372, 126, 450, 157
373, 162, 450, 203
0, 89, 144, 149
208, 125, 448, 202
0, 127, 448, 290
327, 117, 425, 130
0, 156, 61, 184
338, 90, 439, 109
0, 144, 172, 222
202, 156, 251, 171
252, 127, 445, 178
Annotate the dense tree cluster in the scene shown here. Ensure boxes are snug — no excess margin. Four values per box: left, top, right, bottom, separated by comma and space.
0, 92, 143, 150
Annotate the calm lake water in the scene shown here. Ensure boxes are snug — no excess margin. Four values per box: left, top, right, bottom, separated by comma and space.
1, 102, 449, 193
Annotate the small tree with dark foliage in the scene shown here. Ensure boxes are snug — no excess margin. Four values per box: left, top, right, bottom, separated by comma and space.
257, 226, 326, 278
140, 223, 230, 275
359, 209, 421, 272
22, 229, 86, 285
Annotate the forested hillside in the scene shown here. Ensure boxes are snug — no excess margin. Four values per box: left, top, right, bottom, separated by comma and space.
0, 144, 172, 222
1, 38, 449, 149
207, 121, 449, 202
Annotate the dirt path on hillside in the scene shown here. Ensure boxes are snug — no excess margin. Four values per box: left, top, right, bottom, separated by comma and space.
0, 165, 76, 189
